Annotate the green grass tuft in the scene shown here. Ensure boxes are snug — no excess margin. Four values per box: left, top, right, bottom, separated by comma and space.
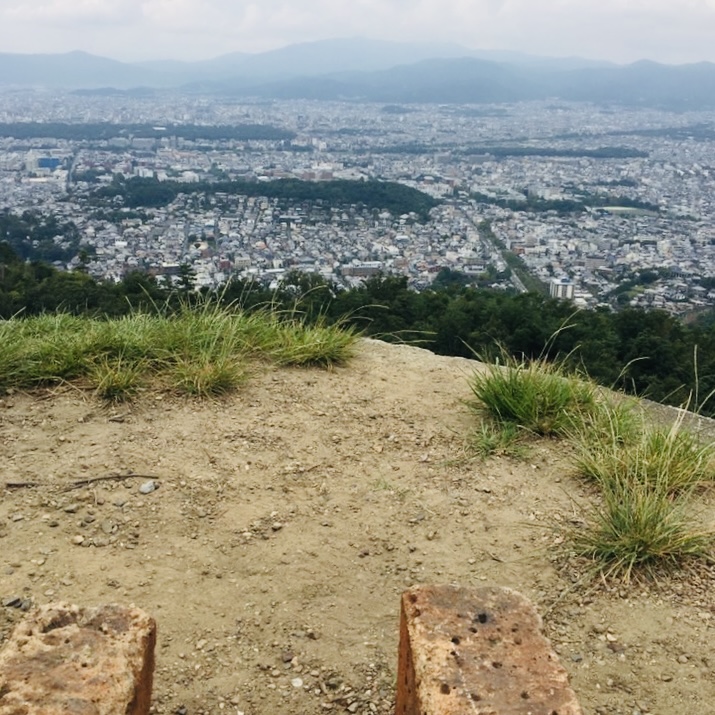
572, 475, 713, 582
469, 344, 715, 582
89, 356, 146, 402
0, 301, 358, 400
573, 410, 715, 494
167, 353, 247, 397
469, 354, 597, 436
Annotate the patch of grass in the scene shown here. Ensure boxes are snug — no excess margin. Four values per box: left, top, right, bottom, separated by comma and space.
573, 409, 715, 494
89, 356, 146, 402
572, 475, 713, 582
243, 311, 358, 367
470, 420, 530, 459
0, 300, 358, 400
469, 354, 597, 436
469, 343, 715, 582
167, 352, 247, 397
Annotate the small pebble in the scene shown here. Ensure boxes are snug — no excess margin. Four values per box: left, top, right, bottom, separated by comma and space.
139, 480, 157, 495
291, 677, 303, 689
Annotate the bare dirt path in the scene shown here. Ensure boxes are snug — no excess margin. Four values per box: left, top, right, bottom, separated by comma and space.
1, 338, 713, 715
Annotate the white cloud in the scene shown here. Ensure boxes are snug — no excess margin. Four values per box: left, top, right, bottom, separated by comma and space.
1, 0, 715, 62
5, 0, 140, 26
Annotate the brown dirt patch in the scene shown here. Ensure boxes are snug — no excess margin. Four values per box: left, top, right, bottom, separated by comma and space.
1, 338, 713, 715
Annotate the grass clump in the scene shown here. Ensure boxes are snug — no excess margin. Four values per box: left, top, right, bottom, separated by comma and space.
0, 300, 358, 401
240, 311, 358, 367
572, 475, 713, 582
571, 406, 715, 580
469, 353, 597, 436
88, 355, 146, 402
167, 353, 247, 398
573, 408, 715, 494
469, 345, 715, 582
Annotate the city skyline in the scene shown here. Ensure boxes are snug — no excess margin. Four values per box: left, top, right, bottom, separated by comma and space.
1, 0, 715, 66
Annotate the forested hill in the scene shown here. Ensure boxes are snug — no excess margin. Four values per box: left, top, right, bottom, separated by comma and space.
2, 246, 715, 415
90, 176, 439, 221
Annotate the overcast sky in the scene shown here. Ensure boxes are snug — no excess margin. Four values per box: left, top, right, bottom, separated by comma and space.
1, 0, 715, 65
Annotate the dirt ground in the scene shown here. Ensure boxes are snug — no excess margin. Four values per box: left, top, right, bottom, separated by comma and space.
1, 338, 713, 715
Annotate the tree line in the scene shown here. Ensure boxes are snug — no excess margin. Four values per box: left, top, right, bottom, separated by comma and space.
91, 176, 440, 220
0, 122, 295, 142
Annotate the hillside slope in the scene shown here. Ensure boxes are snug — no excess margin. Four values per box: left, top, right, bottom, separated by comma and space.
0, 338, 713, 715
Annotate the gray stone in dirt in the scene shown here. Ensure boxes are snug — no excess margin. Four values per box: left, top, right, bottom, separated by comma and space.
64, 503, 80, 514
139, 480, 158, 494
113, 496, 128, 507
2, 596, 22, 608
20, 599, 32, 611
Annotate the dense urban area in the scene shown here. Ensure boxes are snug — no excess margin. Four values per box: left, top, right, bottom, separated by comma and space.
2, 90, 715, 316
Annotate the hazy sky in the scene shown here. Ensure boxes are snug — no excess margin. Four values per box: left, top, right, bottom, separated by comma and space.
1, 0, 715, 65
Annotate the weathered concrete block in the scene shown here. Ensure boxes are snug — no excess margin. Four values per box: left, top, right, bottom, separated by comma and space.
396, 585, 583, 715
0, 602, 156, 715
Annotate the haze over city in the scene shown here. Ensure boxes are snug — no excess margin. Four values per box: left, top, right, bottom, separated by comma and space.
2, 0, 715, 65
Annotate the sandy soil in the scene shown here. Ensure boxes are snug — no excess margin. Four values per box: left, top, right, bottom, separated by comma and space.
1, 338, 713, 715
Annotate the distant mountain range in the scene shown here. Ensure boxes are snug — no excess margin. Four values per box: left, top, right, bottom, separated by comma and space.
1, 37, 714, 109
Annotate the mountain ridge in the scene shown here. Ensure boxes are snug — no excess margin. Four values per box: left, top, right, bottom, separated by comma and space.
1, 38, 714, 108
